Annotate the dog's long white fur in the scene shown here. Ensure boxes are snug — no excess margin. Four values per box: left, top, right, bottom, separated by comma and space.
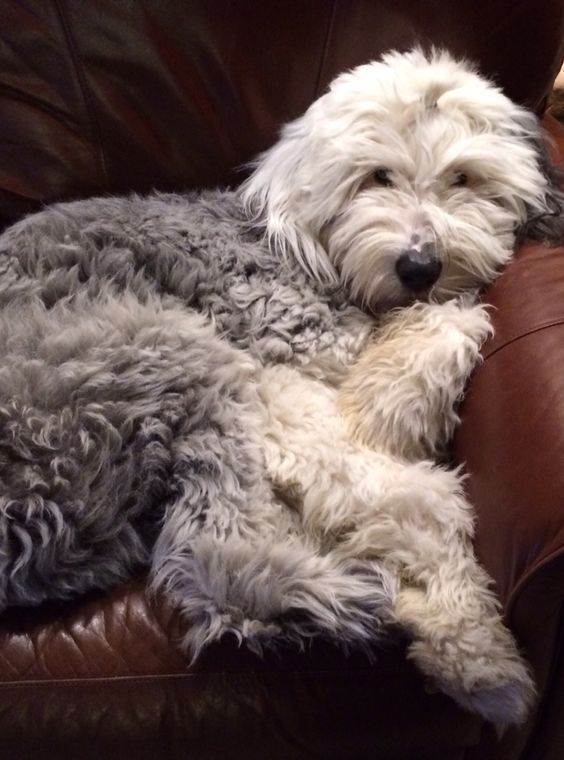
241, 48, 550, 724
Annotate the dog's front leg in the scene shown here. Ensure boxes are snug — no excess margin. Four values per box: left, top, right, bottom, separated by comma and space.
259, 365, 534, 724
339, 298, 492, 460
336, 459, 534, 725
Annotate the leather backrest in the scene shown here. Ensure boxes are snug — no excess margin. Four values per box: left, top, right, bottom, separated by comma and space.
2, 0, 564, 227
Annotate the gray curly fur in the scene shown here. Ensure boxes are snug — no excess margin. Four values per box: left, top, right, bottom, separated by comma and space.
0, 191, 392, 657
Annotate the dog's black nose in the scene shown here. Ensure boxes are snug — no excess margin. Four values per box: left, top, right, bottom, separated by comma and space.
395, 248, 442, 292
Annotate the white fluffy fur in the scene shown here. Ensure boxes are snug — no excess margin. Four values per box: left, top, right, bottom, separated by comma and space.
242, 48, 549, 310
241, 48, 551, 724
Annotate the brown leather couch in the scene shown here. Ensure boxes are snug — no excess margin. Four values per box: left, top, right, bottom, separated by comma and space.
1, 2, 564, 758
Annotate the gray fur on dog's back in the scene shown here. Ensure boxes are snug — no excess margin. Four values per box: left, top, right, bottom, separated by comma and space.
0, 191, 391, 655
0, 192, 358, 362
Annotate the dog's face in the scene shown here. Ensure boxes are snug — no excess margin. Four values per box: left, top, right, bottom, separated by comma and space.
242, 49, 562, 311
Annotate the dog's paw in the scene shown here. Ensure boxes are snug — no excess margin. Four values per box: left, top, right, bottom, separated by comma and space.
444, 669, 536, 727
407, 638, 536, 725
339, 300, 493, 460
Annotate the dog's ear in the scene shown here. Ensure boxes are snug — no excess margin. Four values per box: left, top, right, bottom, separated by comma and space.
239, 114, 338, 285
517, 120, 564, 245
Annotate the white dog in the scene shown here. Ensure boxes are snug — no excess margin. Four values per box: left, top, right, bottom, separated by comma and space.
0, 48, 560, 726
241, 48, 563, 724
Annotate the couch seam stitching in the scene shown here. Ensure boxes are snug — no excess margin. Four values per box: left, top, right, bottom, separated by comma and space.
52, 0, 109, 187
483, 318, 564, 360
0, 668, 381, 688
314, 0, 338, 99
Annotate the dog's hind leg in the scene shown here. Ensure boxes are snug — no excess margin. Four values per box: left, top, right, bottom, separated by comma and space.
149, 368, 393, 660
0, 294, 209, 609
0, 368, 172, 610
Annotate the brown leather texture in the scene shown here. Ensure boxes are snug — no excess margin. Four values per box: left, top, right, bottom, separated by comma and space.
2, 1, 564, 759
452, 115, 564, 760
0, 581, 482, 760
2, 0, 564, 229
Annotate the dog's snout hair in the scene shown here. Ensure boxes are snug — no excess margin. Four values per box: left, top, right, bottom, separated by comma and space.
408, 226, 436, 253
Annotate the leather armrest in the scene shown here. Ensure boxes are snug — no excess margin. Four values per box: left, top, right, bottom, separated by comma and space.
454, 237, 564, 612
453, 115, 564, 615
452, 116, 564, 759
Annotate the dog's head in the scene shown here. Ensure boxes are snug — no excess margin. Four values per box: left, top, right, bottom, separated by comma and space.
241, 48, 564, 310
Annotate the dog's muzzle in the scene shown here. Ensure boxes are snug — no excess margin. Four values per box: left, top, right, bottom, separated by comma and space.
395, 245, 442, 292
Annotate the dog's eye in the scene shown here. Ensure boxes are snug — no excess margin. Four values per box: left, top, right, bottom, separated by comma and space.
373, 168, 393, 187
452, 172, 468, 187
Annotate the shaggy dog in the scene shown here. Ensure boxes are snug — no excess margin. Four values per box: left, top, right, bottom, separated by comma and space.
0, 49, 561, 723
